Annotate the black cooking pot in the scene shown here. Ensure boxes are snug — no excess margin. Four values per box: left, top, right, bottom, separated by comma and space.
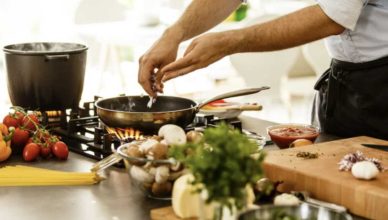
95, 87, 269, 133
3, 42, 88, 110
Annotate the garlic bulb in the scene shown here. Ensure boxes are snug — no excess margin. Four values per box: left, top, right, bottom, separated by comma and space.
351, 161, 379, 180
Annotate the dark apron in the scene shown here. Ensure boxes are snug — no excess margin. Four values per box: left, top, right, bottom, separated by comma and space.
312, 56, 388, 139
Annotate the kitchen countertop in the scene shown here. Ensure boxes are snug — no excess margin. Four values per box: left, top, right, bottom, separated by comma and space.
0, 115, 362, 220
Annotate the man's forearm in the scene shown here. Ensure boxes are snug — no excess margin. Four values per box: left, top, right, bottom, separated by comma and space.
228, 5, 345, 53
164, 0, 242, 43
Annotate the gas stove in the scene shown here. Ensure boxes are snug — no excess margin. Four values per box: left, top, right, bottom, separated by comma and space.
41, 97, 255, 163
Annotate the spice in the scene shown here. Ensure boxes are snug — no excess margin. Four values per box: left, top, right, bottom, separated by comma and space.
296, 151, 319, 159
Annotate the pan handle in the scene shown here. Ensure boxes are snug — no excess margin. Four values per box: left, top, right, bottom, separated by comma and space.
197, 86, 270, 110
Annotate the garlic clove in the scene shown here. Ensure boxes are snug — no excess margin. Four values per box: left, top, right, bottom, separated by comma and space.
351, 161, 379, 180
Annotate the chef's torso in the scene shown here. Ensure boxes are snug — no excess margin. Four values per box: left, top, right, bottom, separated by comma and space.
318, 0, 388, 63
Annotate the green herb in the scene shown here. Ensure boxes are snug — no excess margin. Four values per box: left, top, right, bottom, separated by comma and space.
169, 123, 265, 213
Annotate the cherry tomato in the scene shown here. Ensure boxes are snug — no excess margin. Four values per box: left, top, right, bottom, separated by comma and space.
52, 141, 69, 160
23, 143, 41, 161
3, 115, 19, 128
11, 127, 30, 148
40, 145, 52, 158
2, 112, 24, 128
26, 137, 34, 145
15, 112, 25, 125
22, 114, 39, 132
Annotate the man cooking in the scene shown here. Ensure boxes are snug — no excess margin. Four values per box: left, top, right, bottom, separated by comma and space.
138, 0, 388, 139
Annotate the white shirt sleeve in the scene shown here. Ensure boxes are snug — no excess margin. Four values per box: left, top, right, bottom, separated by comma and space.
317, 0, 367, 30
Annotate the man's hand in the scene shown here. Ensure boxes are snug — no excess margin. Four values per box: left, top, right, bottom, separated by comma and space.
137, 0, 241, 97
161, 31, 237, 82
138, 32, 180, 97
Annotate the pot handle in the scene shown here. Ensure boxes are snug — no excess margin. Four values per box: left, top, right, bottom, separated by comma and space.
197, 86, 270, 110
45, 54, 70, 61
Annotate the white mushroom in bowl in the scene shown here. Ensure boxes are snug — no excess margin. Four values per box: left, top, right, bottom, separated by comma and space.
158, 124, 187, 145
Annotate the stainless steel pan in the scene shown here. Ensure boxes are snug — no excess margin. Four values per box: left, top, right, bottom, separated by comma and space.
95, 87, 269, 133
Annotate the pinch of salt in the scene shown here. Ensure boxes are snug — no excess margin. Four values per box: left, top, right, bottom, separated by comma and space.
147, 96, 156, 108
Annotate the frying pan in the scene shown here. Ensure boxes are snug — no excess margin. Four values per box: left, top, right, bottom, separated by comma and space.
95, 87, 269, 133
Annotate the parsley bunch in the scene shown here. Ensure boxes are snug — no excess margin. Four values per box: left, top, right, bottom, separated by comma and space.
169, 123, 265, 212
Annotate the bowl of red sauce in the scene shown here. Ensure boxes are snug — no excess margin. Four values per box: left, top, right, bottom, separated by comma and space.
267, 124, 320, 149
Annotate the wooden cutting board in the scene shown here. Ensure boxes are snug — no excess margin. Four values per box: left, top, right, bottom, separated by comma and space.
263, 136, 388, 220
151, 206, 196, 220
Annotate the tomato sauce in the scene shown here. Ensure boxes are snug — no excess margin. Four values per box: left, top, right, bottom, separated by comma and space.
268, 126, 319, 149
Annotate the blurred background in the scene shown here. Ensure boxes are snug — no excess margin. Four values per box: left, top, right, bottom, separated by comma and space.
0, 0, 329, 124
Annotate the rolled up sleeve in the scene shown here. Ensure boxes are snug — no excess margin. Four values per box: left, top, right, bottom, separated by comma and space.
317, 0, 366, 30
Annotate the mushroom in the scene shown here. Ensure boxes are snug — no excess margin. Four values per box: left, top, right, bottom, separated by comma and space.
126, 145, 146, 166
150, 135, 163, 142
168, 169, 188, 181
160, 139, 168, 146
170, 161, 183, 172
130, 166, 154, 184
139, 139, 160, 153
186, 130, 203, 143
148, 166, 157, 176
142, 161, 153, 169
147, 143, 168, 160
151, 181, 172, 197
155, 165, 170, 183
142, 182, 153, 192
158, 124, 187, 145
